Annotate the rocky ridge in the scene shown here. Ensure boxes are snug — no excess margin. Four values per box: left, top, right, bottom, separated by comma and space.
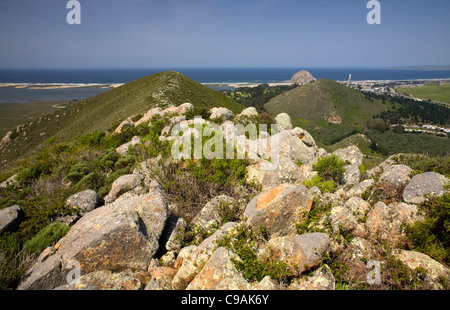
10, 103, 450, 291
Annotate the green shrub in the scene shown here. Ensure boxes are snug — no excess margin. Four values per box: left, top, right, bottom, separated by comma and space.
22, 222, 70, 255
393, 154, 450, 178
216, 225, 295, 283
407, 192, 450, 264
313, 155, 346, 185
303, 175, 336, 193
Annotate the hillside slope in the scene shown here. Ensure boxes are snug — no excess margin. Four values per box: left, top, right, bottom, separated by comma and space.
265, 79, 388, 145
0, 71, 243, 168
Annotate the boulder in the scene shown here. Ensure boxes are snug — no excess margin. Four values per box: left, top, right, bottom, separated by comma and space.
272, 130, 316, 165
265, 158, 304, 189
392, 249, 450, 290
403, 172, 448, 204
290, 70, 316, 85
345, 179, 374, 199
244, 183, 313, 238
330, 205, 357, 233
209, 107, 234, 122
251, 276, 281, 290
343, 164, 361, 186
104, 174, 142, 204
237, 107, 258, 119
134, 108, 162, 126
169, 115, 186, 126
171, 222, 238, 289
290, 265, 335, 290
378, 164, 412, 187
65, 190, 98, 216
176, 103, 194, 115
275, 113, 293, 131
0, 205, 24, 234
364, 201, 390, 239
343, 196, 371, 220
365, 201, 421, 244
333, 145, 364, 167
114, 118, 134, 134
267, 233, 330, 273
115, 136, 141, 156
18, 192, 168, 290
147, 263, 178, 290
191, 195, 236, 232
55, 270, 144, 290
291, 127, 316, 148
186, 247, 250, 290
165, 217, 186, 252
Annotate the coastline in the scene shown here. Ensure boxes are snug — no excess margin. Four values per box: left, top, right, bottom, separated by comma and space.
1, 77, 449, 90
0, 83, 124, 89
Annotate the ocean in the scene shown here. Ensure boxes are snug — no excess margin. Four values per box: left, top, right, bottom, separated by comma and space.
1, 68, 450, 103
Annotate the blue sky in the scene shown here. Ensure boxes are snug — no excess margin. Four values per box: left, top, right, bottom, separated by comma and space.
0, 0, 449, 68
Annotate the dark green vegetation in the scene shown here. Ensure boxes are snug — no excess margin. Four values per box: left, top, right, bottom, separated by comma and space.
392, 154, 450, 178
216, 224, 295, 283
0, 71, 243, 171
364, 91, 450, 127
264, 79, 450, 158
223, 83, 298, 112
407, 192, 450, 264
302, 155, 347, 194
397, 83, 450, 104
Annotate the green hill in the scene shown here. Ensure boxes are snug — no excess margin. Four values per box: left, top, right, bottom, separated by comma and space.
264, 79, 389, 146
0, 71, 243, 168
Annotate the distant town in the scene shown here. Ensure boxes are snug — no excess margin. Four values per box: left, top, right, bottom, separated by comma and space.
342, 78, 450, 103
340, 78, 450, 137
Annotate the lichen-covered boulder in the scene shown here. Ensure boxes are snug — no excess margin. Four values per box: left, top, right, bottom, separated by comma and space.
191, 195, 235, 232
186, 247, 250, 290
65, 190, 98, 216
275, 113, 293, 131
267, 233, 330, 273
0, 205, 23, 234
244, 183, 313, 238
333, 145, 364, 167
17, 192, 168, 290
105, 174, 142, 203
403, 172, 448, 204
209, 107, 234, 122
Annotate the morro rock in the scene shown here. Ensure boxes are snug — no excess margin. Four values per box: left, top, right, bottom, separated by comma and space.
290, 70, 316, 85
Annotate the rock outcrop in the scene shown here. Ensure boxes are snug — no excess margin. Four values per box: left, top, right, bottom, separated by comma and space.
290, 70, 316, 85
244, 183, 313, 238
65, 190, 98, 216
18, 191, 168, 290
14, 103, 450, 291
0, 205, 24, 234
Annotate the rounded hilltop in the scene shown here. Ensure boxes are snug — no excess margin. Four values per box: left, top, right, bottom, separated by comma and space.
290, 70, 316, 85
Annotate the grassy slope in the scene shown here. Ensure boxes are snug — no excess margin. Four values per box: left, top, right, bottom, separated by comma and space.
0, 101, 71, 138
397, 83, 450, 104
0, 71, 243, 169
265, 79, 388, 145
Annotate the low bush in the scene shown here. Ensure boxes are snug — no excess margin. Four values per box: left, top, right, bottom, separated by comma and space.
313, 155, 346, 185
303, 175, 336, 193
22, 222, 70, 255
407, 192, 450, 264
216, 225, 295, 283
